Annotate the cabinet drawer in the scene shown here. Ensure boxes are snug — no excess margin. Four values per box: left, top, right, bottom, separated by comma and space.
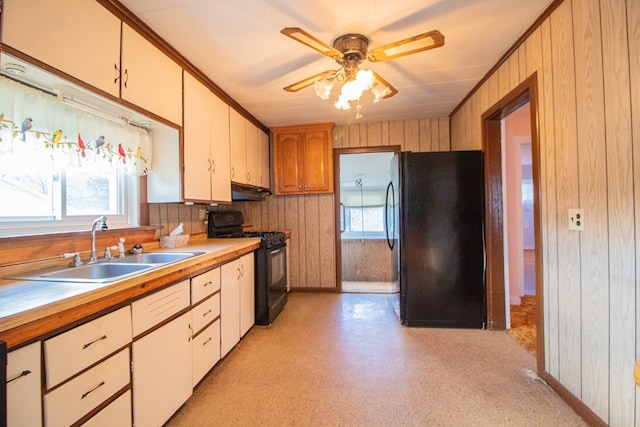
44, 306, 132, 389
191, 293, 220, 333
44, 348, 130, 427
192, 319, 220, 386
82, 389, 132, 427
191, 267, 220, 303
7, 342, 42, 427
131, 279, 190, 336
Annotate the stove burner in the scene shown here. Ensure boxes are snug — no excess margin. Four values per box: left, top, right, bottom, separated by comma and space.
243, 231, 286, 248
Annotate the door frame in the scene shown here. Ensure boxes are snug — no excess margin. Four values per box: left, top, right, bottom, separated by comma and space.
333, 145, 401, 291
482, 72, 544, 370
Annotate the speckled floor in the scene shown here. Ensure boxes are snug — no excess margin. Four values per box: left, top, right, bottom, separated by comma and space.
167, 292, 587, 427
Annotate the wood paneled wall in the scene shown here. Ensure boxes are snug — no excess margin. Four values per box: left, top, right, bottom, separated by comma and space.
450, 0, 639, 424
150, 117, 450, 290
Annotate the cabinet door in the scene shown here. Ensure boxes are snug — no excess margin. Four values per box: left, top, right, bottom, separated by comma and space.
245, 121, 260, 186
239, 253, 255, 337
220, 259, 241, 357
121, 24, 182, 125
132, 312, 192, 427
229, 109, 247, 184
210, 94, 232, 202
302, 130, 333, 193
7, 342, 42, 427
2, 0, 121, 97
259, 129, 271, 189
183, 72, 212, 201
274, 132, 302, 194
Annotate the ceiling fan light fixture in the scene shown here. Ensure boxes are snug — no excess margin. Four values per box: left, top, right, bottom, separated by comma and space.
371, 84, 391, 103
335, 94, 351, 110
314, 78, 334, 100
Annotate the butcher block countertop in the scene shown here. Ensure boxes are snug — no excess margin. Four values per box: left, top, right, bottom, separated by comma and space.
0, 237, 260, 349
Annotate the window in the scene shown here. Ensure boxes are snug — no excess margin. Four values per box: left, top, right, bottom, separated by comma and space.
0, 75, 149, 235
342, 205, 386, 239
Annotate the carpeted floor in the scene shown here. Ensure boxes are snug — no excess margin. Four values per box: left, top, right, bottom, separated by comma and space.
508, 295, 537, 356
167, 292, 585, 426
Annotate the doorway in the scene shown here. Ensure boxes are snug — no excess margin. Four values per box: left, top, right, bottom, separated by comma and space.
482, 73, 544, 371
334, 146, 400, 293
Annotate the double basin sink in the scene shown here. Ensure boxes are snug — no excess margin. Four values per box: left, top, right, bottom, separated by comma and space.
10, 252, 204, 284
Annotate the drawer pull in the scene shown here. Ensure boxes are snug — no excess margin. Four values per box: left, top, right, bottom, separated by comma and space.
81, 381, 105, 399
204, 281, 212, 287
83, 335, 107, 349
203, 337, 212, 346
202, 309, 212, 317
7, 370, 31, 384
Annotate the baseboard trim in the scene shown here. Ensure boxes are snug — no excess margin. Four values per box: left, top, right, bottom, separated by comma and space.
289, 287, 340, 293
538, 371, 606, 426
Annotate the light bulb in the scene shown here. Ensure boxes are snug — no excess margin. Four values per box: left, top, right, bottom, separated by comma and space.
355, 69, 374, 89
341, 80, 364, 101
334, 94, 351, 110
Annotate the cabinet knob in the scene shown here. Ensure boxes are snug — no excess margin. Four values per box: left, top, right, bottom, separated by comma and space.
298, 185, 302, 189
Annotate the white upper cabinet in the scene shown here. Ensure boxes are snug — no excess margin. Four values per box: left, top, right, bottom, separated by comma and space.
210, 93, 232, 201
246, 121, 260, 187
183, 72, 213, 201
183, 72, 231, 203
229, 108, 247, 184
121, 24, 183, 126
2, 0, 121, 97
259, 129, 271, 189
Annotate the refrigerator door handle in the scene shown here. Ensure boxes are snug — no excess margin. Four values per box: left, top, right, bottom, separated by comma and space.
384, 181, 395, 250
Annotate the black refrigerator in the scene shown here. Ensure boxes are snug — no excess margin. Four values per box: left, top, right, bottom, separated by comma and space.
385, 151, 486, 328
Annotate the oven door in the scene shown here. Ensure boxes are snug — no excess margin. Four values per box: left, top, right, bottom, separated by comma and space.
264, 242, 287, 323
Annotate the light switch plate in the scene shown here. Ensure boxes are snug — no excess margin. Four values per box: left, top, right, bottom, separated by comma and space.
568, 208, 584, 231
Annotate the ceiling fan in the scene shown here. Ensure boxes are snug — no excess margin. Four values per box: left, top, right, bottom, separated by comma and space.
281, 27, 445, 114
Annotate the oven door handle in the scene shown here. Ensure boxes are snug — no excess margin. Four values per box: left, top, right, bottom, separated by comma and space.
269, 248, 282, 255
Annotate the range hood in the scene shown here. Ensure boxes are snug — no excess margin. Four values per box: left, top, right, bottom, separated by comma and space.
231, 184, 271, 201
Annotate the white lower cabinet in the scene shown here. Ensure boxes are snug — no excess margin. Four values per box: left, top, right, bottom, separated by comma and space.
7, 341, 42, 427
82, 390, 132, 427
132, 311, 192, 427
220, 260, 241, 357
192, 319, 221, 386
44, 348, 130, 427
221, 253, 254, 356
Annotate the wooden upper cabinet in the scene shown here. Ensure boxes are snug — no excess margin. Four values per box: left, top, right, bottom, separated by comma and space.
2, 0, 121, 98
272, 123, 334, 195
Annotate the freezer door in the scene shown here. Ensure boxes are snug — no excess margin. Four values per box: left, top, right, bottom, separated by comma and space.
399, 151, 485, 328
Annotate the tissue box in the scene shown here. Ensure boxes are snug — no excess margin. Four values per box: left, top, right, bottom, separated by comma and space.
160, 234, 190, 248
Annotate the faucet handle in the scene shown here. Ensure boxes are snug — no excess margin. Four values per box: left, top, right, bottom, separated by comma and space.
63, 252, 82, 267
104, 246, 118, 260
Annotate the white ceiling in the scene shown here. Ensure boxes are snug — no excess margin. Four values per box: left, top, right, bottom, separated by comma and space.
119, 0, 553, 128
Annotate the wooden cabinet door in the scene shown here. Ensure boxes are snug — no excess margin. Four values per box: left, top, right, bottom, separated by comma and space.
210, 95, 232, 202
229, 109, 247, 184
302, 130, 333, 193
121, 24, 182, 125
273, 123, 334, 195
183, 72, 212, 201
2, 0, 121, 97
274, 132, 302, 194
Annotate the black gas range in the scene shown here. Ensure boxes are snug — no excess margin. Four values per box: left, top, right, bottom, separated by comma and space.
207, 211, 287, 326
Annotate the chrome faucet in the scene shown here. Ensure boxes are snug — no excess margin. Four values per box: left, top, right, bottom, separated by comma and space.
89, 216, 108, 263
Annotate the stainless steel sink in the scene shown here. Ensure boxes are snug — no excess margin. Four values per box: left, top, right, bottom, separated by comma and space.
13, 263, 156, 283
8, 251, 204, 283
111, 252, 204, 265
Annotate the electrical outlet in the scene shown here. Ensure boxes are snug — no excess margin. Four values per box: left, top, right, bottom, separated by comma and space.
568, 208, 584, 231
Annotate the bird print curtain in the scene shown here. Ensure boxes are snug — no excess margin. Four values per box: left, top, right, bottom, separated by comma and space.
0, 76, 152, 176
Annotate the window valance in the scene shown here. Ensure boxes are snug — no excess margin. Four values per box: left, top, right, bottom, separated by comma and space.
0, 76, 151, 176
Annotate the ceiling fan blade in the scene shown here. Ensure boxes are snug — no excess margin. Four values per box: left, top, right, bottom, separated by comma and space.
370, 71, 398, 99
366, 30, 444, 62
281, 27, 344, 61
283, 70, 336, 92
